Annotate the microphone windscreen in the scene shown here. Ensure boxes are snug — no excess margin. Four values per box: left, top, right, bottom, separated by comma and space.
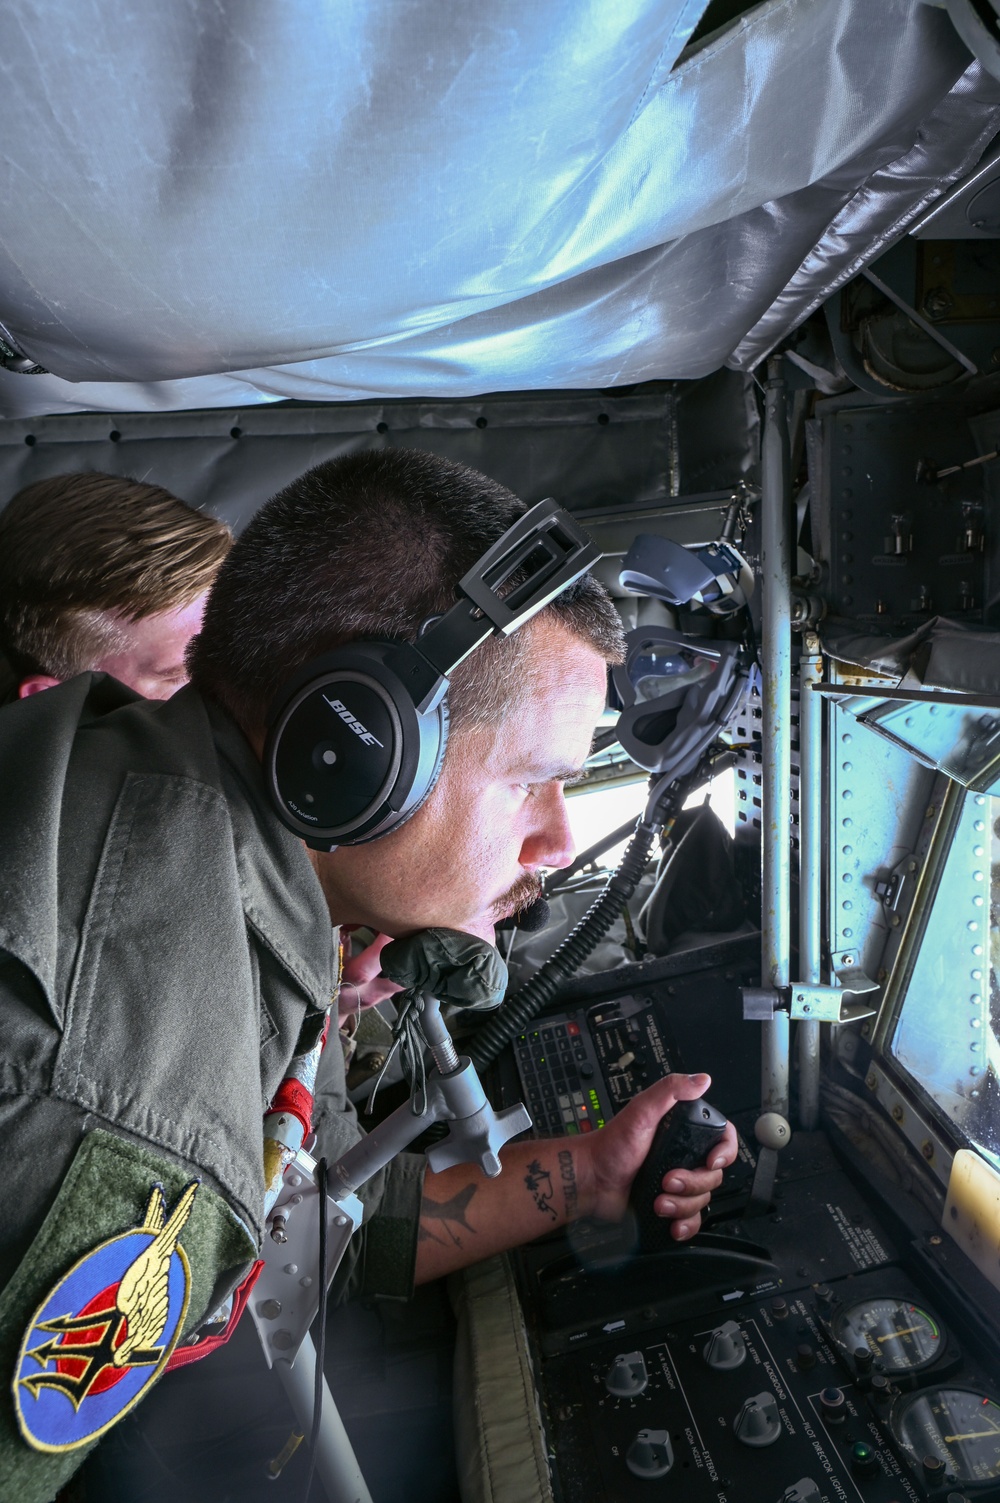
514, 896, 550, 933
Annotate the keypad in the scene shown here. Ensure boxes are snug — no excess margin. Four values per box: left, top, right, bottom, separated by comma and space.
514, 1014, 611, 1137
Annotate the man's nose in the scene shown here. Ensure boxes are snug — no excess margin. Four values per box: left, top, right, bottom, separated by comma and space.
520, 787, 576, 872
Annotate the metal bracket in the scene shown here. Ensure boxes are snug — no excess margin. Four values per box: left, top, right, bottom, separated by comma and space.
742, 968, 879, 1025
791, 981, 878, 1025
250, 1148, 365, 1370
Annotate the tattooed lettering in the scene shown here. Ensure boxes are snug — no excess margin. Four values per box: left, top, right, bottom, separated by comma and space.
418, 1183, 477, 1247
524, 1159, 557, 1219
558, 1148, 579, 1220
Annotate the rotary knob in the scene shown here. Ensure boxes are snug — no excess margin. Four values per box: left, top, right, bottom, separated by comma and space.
703, 1320, 747, 1370
626, 1429, 674, 1479
605, 1350, 648, 1397
735, 1392, 782, 1447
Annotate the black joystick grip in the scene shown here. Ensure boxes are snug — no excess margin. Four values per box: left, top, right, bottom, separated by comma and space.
628, 1097, 728, 1252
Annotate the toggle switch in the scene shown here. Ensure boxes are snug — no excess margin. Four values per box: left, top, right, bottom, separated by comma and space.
703, 1320, 747, 1370
626, 1428, 673, 1479
735, 1392, 782, 1447
604, 1350, 648, 1397
779, 1481, 821, 1503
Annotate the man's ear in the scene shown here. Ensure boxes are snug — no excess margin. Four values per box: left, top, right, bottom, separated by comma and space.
18, 674, 62, 698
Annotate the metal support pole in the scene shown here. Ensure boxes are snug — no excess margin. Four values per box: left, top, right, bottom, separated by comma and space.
275, 1332, 374, 1503
761, 356, 792, 1116
797, 641, 824, 1129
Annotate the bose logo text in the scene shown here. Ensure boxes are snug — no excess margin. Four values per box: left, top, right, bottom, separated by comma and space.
323, 696, 384, 747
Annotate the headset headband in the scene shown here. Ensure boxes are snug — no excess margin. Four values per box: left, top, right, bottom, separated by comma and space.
381, 498, 601, 715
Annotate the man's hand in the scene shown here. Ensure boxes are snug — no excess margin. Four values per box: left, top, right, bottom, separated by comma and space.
580, 1072, 737, 1241
414, 1070, 737, 1282
338, 932, 402, 1022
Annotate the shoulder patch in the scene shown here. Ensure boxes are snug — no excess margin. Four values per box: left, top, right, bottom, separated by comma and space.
13, 1181, 197, 1453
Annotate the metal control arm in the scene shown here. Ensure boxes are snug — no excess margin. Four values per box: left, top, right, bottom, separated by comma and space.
251, 994, 529, 1500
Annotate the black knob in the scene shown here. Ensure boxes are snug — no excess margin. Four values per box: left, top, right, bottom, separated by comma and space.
795, 1344, 816, 1370
734, 1392, 782, 1447
813, 1284, 834, 1316
819, 1387, 846, 1423
922, 1455, 947, 1483
703, 1320, 747, 1371
605, 1351, 648, 1397
770, 1297, 788, 1320
626, 1429, 673, 1478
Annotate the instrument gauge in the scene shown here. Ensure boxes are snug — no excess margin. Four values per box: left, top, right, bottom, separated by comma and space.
831, 1296, 943, 1373
892, 1388, 1000, 1487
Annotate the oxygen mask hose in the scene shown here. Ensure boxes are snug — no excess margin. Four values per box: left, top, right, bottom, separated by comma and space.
468, 769, 694, 1073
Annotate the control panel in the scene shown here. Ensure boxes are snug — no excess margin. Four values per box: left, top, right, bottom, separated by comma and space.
499, 950, 1000, 1501
510, 1122, 1000, 1503
514, 1013, 611, 1136
538, 1268, 1000, 1502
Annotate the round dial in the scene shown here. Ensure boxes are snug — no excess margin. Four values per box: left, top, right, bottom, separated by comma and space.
892, 1388, 1000, 1486
831, 1297, 943, 1373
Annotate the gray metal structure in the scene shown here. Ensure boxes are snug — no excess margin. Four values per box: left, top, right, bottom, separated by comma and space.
760, 358, 792, 1117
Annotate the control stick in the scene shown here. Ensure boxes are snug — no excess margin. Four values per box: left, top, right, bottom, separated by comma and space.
628, 1097, 729, 1253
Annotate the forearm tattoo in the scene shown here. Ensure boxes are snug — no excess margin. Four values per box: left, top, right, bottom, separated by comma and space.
419, 1183, 478, 1247
558, 1148, 579, 1220
523, 1159, 558, 1219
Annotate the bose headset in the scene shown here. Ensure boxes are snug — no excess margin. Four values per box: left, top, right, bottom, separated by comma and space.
263, 498, 600, 850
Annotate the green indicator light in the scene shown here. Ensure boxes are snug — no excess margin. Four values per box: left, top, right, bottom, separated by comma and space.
852, 1443, 871, 1461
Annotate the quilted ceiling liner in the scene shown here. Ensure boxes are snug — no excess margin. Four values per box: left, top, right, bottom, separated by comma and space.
0, 0, 999, 418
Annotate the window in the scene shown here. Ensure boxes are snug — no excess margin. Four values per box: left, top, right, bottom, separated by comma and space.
890, 790, 1000, 1170
565, 765, 737, 872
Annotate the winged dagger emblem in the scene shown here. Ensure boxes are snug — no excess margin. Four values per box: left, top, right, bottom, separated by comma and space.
111, 1181, 198, 1367
17, 1181, 198, 1417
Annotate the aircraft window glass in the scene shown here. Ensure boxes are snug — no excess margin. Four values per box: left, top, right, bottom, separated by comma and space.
890, 791, 1000, 1170
566, 766, 736, 872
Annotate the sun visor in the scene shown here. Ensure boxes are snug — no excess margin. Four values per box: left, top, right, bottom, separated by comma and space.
0, 0, 992, 416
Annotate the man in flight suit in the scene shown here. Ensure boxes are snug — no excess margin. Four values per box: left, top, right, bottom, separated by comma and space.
0, 449, 735, 1499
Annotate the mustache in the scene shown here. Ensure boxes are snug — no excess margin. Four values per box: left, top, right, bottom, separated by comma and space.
491, 871, 543, 919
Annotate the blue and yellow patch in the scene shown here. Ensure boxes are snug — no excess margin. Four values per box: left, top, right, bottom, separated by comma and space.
13, 1181, 197, 1453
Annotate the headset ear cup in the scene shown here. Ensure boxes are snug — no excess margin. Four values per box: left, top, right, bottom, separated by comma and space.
382, 691, 450, 836
264, 643, 450, 848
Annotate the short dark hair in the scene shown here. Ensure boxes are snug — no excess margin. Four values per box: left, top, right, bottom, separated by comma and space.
0, 471, 232, 678
189, 449, 623, 733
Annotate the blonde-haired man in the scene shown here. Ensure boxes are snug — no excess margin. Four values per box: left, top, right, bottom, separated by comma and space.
0, 471, 231, 700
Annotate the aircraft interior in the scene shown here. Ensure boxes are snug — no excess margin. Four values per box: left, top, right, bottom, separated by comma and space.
3, 4, 1000, 1502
